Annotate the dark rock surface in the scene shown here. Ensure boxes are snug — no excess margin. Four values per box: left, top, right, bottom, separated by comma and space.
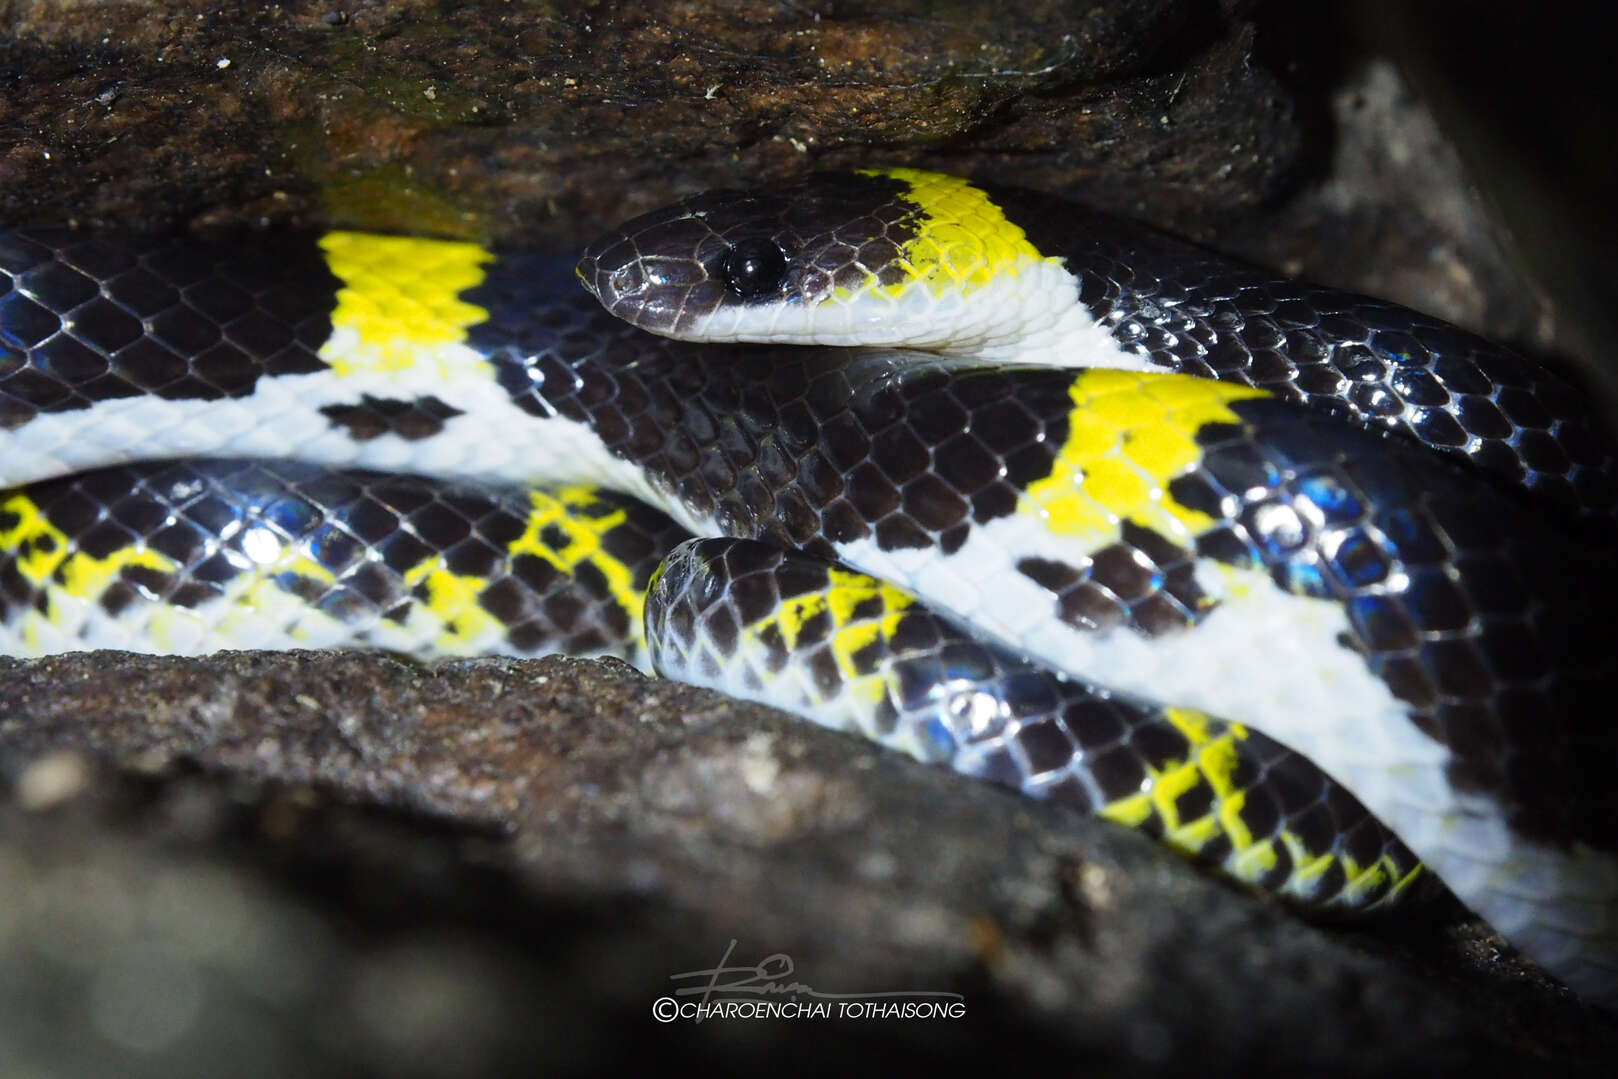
0, 1, 1295, 236
5, 652, 1617, 1074
4, 1, 1617, 1072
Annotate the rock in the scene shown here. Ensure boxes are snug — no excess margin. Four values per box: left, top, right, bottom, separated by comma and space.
0, 1, 1293, 237
4, 652, 1617, 1073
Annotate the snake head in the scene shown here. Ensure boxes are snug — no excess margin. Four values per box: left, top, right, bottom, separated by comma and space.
576, 171, 900, 342
577, 168, 1078, 356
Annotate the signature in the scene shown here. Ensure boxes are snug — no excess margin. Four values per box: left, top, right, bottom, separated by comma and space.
669, 939, 965, 1005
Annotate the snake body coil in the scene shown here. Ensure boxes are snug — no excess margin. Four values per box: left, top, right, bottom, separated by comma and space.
3, 170, 1615, 1001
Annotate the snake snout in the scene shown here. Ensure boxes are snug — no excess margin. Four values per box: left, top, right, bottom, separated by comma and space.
575, 236, 638, 306
578, 229, 728, 335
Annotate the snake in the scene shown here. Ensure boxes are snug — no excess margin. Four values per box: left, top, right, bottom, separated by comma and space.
2, 168, 1614, 1003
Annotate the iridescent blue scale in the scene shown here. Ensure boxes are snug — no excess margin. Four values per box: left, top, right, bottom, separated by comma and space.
1296, 471, 1365, 526
1325, 531, 1392, 590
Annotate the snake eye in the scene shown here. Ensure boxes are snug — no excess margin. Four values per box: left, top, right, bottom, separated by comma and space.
718, 238, 789, 299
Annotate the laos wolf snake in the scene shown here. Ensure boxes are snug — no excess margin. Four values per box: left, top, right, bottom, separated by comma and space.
3, 168, 1614, 1003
